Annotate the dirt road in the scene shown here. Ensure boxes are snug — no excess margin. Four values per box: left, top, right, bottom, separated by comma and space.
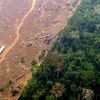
0, 0, 36, 63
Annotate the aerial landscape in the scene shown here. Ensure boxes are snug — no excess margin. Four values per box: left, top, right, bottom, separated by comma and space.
0, 0, 100, 100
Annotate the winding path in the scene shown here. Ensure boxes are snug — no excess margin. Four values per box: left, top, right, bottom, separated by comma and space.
0, 0, 36, 63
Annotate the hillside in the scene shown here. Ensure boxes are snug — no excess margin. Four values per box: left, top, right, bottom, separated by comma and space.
0, 0, 81, 99
19, 0, 100, 100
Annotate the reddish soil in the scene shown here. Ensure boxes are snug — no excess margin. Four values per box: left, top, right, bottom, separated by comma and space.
0, 0, 81, 99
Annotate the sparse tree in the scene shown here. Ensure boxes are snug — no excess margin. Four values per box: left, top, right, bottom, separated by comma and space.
51, 83, 65, 99
82, 88, 94, 100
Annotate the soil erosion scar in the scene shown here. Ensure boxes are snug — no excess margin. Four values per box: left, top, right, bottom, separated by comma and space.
0, 0, 36, 63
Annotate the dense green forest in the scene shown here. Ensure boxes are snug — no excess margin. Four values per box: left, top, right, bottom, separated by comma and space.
19, 0, 100, 99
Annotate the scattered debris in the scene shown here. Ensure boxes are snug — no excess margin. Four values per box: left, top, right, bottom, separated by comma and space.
35, 34, 54, 44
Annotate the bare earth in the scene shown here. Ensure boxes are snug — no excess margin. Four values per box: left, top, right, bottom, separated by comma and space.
0, 0, 81, 99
